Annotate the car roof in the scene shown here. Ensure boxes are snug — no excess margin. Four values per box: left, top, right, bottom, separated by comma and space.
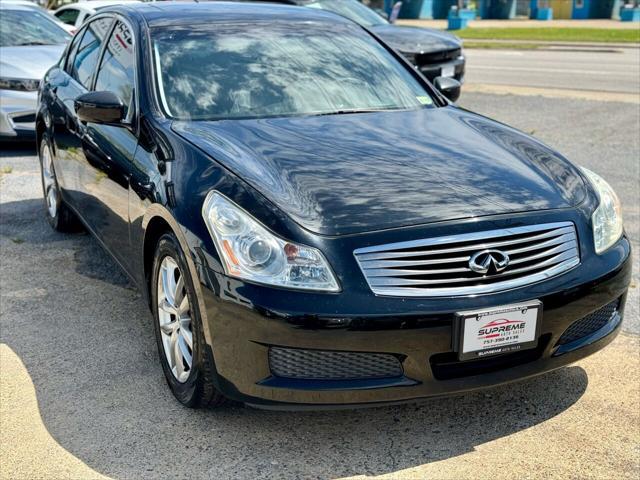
54, 3, 91, 11
0, 1, 42, 10
0, 0, 40, 5
117, 1, 353, 28
234, 0, 312, 3
58, 0, 140, 11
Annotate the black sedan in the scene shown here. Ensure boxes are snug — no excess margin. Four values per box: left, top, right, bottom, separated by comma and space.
37, 2, 630, 409
245, 0, 465, 83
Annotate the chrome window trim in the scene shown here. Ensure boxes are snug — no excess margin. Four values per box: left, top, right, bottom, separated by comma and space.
354, 222, 580, 298
152, 42, 172, 117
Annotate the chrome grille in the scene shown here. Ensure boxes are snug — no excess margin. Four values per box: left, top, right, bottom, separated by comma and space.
415, 48, 462, 66
354, 222, 580, 297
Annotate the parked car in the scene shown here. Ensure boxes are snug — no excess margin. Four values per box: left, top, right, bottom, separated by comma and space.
0, 0, 76, 32
37, 2, 630, 409
1, 0, 41, 5
246, 0, 465, 83
0, 2, 71, 140
54, 0, 140, 31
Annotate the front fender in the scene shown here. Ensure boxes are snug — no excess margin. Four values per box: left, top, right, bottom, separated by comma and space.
141, 204, 220, 349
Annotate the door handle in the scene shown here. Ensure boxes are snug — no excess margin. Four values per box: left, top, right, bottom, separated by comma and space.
66, 115, 77, 134
131, 180, 155, 200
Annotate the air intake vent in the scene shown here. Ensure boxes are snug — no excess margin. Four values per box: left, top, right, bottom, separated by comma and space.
557, 299, 620, 345
354, 222, 580, 297
269, 347, 403, 380
11, 113, 36, 124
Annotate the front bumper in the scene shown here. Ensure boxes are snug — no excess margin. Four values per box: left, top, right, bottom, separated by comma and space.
0, 89, 37, 140
417, 56, 465, 84
196, 235, 631, 409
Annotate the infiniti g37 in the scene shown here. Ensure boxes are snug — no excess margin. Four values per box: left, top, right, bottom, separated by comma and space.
36, 3, 631, 409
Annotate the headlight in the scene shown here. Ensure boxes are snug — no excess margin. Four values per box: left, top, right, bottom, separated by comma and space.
0, 77, 40, 92
581, 168, 623, 254
202, 192, 340, 292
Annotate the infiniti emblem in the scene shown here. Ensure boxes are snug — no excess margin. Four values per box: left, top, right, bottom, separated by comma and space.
468, 249, 510, 275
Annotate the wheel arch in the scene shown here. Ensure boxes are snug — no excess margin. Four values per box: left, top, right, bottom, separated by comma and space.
35, 115, 47, 151
141, 205, 216, 348
143, 215, 173, 298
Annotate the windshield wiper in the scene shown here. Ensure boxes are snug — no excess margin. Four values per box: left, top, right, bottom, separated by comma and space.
16, 41, 51, 46
312, 108, 392, 117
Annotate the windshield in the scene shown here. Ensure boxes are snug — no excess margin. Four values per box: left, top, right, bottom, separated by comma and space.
152, 23, 434, 121
0, 9, 71, 47
305, 0, 388, 27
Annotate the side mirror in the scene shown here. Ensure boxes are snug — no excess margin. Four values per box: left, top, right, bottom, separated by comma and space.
74, 91, 125, 125
434, 77, 461, 103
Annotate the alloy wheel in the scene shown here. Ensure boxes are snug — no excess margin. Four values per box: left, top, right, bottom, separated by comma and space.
157, 256, 193, 383
40, 142, 58, 219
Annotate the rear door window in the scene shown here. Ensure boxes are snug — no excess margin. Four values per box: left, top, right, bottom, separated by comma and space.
69, 18, 113, 89
64, 26, 85, 72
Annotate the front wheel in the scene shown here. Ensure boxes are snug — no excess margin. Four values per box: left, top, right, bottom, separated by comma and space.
151, 232, 226, 408
38, 135, 82, 232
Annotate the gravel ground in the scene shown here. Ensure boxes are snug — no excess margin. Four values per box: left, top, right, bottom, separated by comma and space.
1, 93, 638, 480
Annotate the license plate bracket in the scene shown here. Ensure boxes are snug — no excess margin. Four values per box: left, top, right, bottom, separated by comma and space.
455, 301, 542, 361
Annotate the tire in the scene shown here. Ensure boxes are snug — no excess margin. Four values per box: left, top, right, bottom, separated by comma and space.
151, 232, 226, 408
38, 134, 82, 233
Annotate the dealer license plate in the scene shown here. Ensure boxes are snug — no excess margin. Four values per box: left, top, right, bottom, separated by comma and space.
457, 301, 541, 361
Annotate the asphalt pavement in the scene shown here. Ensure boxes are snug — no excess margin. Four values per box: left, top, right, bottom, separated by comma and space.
1, 46, 639, 480
398, 19, 640, 30
465, 46, 640, 95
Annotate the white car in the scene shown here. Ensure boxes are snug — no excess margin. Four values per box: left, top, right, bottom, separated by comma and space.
0, 0, 75, 31
53, 0, 141, 30
0, 2, 71, 140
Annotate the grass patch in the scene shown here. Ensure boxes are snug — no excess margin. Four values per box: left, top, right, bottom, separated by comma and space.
0, 166, 13, 175
457, 28, 640, 43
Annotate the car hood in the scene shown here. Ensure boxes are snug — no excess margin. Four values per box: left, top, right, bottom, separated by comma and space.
368, 24, 461, 53
173, 107, 587, 236
0, 45, 66, 79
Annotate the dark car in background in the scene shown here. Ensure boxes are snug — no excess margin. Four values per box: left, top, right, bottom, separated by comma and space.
37, 2, 630, 409
247, 0, 466, 83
